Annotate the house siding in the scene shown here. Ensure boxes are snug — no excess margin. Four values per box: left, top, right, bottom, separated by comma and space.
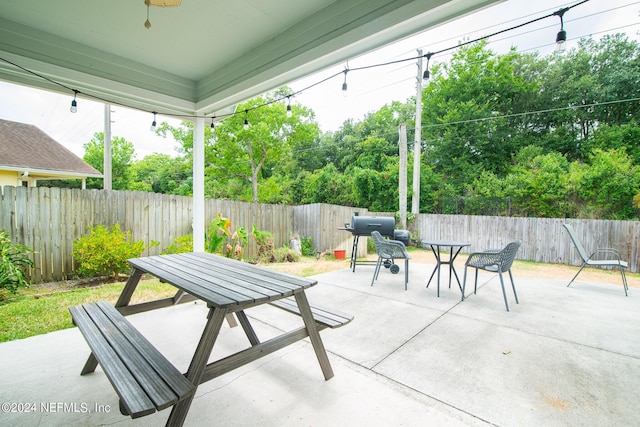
0, 170, 18, 187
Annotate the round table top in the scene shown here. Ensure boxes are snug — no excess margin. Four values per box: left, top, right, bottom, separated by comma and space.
421, 240, 470, 247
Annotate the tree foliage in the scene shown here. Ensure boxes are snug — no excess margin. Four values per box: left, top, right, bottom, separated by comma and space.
83, 132, 136, 190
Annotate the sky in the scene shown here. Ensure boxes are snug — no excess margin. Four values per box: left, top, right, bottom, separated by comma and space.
0, 0, 638, 160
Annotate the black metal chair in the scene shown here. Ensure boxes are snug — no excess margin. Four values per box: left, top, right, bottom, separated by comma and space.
462, 240, 522, 311
370, 230, 411, 290
563, 223, 628, 296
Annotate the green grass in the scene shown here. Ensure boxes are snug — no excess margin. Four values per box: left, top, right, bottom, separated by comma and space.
0, 279, 175, 343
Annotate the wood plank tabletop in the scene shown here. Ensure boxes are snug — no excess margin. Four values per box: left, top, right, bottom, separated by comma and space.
127, 252, 317, 308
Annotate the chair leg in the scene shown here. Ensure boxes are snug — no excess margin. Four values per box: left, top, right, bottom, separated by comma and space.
474, 269, 479, 294
461, 266, 468, 301
567, 263, 587, 287
621, 266, 628, 296
404, 258, 409, 291
498, 272, 510, 312
508, 269, 519, 304
371, 257, 382, 286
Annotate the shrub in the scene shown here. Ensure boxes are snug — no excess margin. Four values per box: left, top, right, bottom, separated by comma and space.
73, 224, 156, 278
300, 235, 314, 256
0, 230, 34, 296
273, 247, 301, 263
252, 224, 275, 261
207, 213, 248, 259
162, 234, 193, 254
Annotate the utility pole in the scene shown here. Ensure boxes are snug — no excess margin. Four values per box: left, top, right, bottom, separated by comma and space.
398, 123, 407, 229
103, 104, 112, 190
411, 49, 423, 215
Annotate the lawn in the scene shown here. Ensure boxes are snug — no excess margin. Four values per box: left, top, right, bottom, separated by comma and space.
0, 279, 175, 342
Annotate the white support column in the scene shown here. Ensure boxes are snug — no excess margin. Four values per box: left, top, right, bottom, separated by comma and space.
193, 117, 205, 252
103, 104, 112, 190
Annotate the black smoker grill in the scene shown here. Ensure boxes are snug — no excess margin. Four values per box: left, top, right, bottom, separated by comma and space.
341, 215, 410, 271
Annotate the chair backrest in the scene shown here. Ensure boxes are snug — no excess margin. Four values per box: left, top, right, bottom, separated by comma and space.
562, 224, 589, 262
371, 230, 388, 257
371, 230, 385, 249
371, 230, 409, 259
497, 240, 522, 272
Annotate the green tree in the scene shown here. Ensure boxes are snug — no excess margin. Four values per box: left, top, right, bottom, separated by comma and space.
422, 41, 539, 190
577, 148, 640, 219
586, 122, 640, 166
292, 163, 353, 205
509, 151, 571, 218
131, 153, 191, 194
83, 133, 136, 190
211, 88, 320, 202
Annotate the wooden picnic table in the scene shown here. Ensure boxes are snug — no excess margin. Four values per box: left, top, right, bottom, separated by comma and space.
70, 252, 351, 426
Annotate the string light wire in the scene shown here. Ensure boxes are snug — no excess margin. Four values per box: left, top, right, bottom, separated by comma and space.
0, 0, 594, 125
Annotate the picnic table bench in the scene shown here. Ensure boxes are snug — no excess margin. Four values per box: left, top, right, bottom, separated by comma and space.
69, 301, 195, 418
69, 252, 352, 427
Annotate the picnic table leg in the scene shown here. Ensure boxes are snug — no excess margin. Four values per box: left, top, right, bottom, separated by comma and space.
166, 306, 226, 427
294, 291, 334, 380
235, 310, 260, 345
115, 268, 144, 308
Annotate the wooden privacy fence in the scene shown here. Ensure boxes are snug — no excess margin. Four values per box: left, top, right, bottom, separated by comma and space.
1, 186, 639, 283
0, 187, 364, 283
414, 214, 640, 273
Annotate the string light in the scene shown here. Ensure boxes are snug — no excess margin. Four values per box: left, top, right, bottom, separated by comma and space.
144, 0, 152, 29
286, 96, 292, 117
210, 116, 216, 130
243, 110, 249, 129
422, 53, 433, 80
70, 90, 78, 113
0, 0, 593, 126
341, 69, 349, 96
554, 7, 569, 54
150, 112, 157, 132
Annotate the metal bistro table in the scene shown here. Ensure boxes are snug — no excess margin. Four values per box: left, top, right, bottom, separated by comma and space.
422, 240, 470, 297
78, 252, 349, 426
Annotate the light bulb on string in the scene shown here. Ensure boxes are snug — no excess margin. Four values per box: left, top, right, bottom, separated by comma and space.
286, 96, 292, 117
341, 69, 348, 97
553, 7, 568, 54
210, 116, 216, 130
243, 110, 249, 130
150, 112, 157, 132
70, 90, 78, 113
144, 0, 151, 29
422, 52, 433, 80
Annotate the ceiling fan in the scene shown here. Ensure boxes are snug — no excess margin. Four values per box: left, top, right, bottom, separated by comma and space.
144, 0, 182, 29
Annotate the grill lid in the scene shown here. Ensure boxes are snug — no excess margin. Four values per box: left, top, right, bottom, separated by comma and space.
350, 216, 395, 237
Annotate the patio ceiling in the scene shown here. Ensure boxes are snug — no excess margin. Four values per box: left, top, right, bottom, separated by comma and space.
0, 0, 501, 117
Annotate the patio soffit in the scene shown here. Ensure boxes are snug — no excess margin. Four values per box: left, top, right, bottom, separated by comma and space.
0, 0, 501, 117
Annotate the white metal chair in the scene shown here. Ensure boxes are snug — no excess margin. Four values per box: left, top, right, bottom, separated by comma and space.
462, 240, 522, 311
370, 230, 410, 290
563, 223, 628, 296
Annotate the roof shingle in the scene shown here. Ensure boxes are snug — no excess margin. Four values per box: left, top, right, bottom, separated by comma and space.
0, 119, 101, 176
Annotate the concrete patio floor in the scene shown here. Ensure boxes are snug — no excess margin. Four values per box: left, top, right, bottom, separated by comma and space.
1, 261, 639, 426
